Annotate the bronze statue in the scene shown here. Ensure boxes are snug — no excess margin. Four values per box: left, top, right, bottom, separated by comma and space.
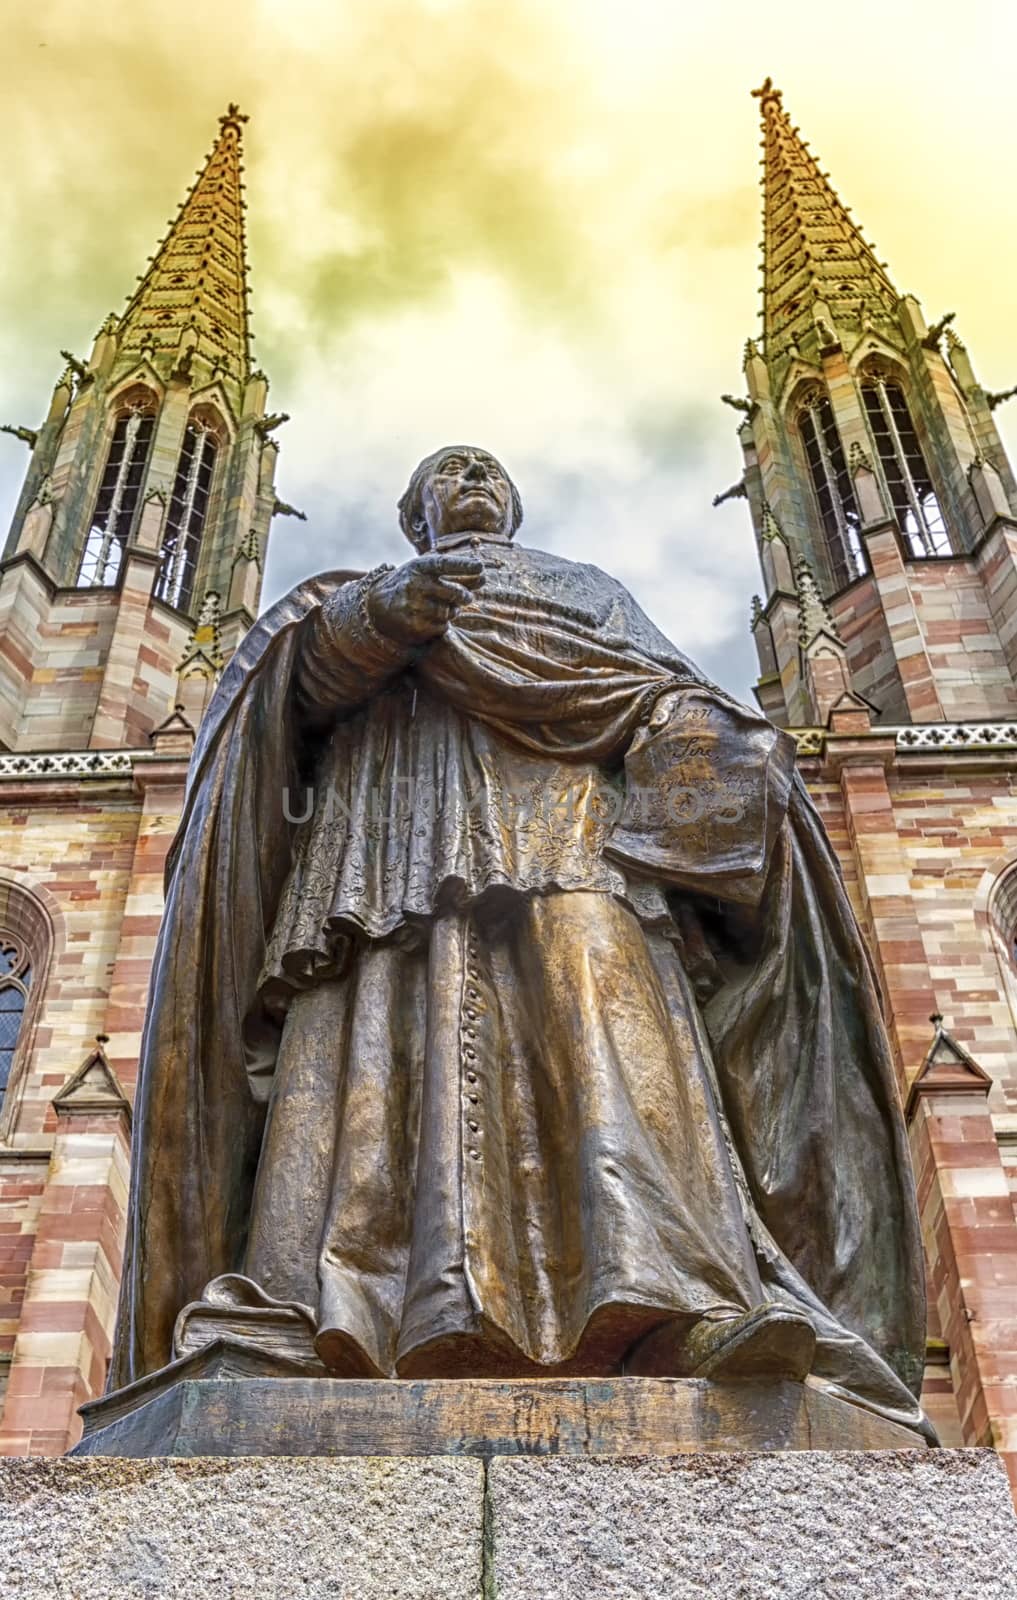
110, 446, 932, 1442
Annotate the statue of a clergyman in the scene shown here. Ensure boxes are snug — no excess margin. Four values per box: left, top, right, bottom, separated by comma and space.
110, 446, 933, 1442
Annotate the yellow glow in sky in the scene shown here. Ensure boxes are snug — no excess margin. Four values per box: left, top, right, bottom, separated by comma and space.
2, 0, 1016, 695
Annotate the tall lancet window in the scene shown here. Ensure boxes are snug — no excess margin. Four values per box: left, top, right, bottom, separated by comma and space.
860, 371, 950, 558
0, 936, 33, 1111
78, 394, 157, 588
797, 391, 865, 593
155, 417, 219, 612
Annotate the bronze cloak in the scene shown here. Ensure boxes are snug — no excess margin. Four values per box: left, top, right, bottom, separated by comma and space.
109, 563, 929, 1438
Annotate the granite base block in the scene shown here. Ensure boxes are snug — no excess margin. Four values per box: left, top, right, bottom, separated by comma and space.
0, 1450, 1014, 1600
487, 1450, 1017, 1600
0, 1457, 484, 1600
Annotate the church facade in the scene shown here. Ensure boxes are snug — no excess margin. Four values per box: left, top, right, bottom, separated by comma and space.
0, 89, 1015, 1485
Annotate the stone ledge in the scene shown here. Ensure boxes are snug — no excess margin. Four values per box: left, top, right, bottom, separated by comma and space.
74, 1355, 925, 1458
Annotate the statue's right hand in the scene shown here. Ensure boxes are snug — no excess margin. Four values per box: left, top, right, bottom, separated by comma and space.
366, 552, 485, 645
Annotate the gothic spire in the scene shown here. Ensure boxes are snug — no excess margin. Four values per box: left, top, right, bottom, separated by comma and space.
752, 79, 898, 362
117, 105, 253, 402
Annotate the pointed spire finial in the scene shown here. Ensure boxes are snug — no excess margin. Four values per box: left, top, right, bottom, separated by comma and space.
233, 527, 262, 571
219, 103, 249, 132
151, 703, 197, 748
179, 590, 224, 677
795, 557, 842, 649
760, 501, 786, 544
750, 76, 782, 110
905, 1011, 993, 1121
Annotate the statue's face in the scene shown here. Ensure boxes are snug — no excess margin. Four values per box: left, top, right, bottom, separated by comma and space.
419, 448, 514, 545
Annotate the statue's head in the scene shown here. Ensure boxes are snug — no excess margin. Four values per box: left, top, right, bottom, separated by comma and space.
398, 446, 523, 552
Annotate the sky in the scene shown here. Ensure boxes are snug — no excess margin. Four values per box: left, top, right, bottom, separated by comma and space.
2, 0, 1017, 700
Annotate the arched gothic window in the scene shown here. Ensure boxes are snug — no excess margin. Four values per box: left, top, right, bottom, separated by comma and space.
0, 881, 52, 1125
982, 862, 1017, 1086
155, 417, 219, 612
797, 391, 866, 592
0, 937, 32, 1109
860, 371, 951, 558
78, 392, 157, 588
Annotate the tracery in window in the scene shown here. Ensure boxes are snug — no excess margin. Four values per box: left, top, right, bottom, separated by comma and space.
860, 369, 951, 558
797, 389, 865, 592
77, 390, 157, 588
155, 416, 220, 611
0, 938, 32, 1109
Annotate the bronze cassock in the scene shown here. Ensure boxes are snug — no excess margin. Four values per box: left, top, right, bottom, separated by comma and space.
110, 446, 933, 1444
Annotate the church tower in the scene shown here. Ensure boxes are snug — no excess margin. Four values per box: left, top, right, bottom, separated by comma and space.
726, 81, 1017, 1492
0, 104, 283, 751
0, 109, 293, 1459
737, 79, 1017, 731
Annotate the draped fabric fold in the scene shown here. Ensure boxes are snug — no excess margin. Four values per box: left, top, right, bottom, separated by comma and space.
109, 548, 929, 1443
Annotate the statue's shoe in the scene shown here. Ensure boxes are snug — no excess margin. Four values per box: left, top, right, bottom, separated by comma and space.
625, 1302, 816, 1382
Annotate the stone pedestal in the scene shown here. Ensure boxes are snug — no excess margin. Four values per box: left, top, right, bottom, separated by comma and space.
72, 1346, 923, 1458
54, 1360, 1015, 1594
1, 1451, 1014, 1599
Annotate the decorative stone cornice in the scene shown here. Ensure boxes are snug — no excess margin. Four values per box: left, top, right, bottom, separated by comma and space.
0, 750, 138, 781
794, 720, 1017, 760
895, 722, 1017, 751
794, 729, 824, 757
5, 721, 1017, 786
